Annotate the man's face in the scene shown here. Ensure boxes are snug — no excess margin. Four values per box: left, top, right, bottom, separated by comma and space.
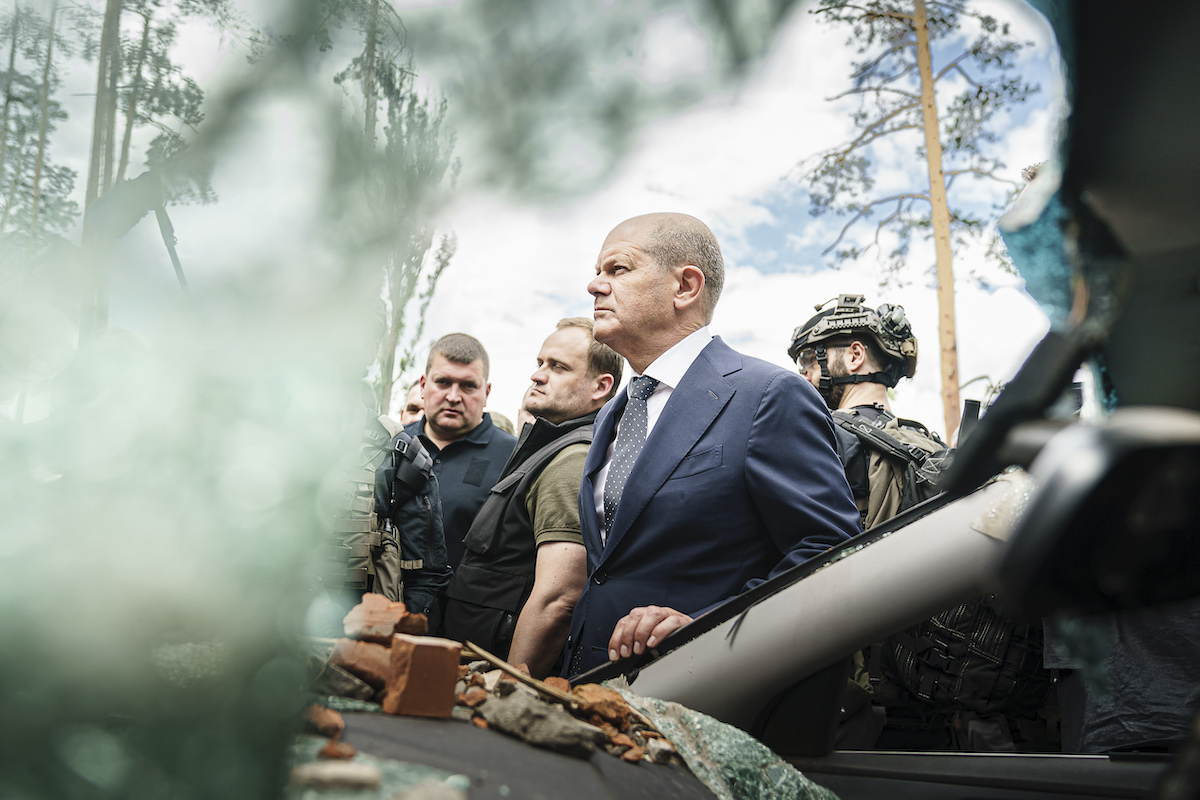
587, 219, 676, 358
420, 355, 489, 441
797, 345, 849, 408
399, 383, 423, 426
524, 326, 605, 425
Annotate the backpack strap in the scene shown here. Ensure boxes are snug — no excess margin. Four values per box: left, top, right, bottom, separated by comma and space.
895, 416, 947, 447
383, 432, 437, 574
461, 425, 593, 559
832, 412, 933, 470
389, 432, 433, 499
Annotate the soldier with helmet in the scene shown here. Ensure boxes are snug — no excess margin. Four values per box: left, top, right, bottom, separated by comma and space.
788, 294, 943, 531
789, 295, 1050, 753
791, 294, 948, 749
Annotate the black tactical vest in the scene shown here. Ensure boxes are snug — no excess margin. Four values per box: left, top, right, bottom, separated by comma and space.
442, 413, 595, 657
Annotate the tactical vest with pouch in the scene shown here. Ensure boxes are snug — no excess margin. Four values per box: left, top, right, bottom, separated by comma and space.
323, 414, 450, 618
832, 408, 1051, 745
443, 416, 594, 658
832, 409, 949, 529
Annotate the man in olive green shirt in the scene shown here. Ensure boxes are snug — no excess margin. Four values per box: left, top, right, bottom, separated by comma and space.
444, 319, 623, 677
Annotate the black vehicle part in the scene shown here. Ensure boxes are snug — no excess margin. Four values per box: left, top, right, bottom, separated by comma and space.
787, 751, 1170, 800
341, 712, 717, 800
753, 658, 848, 757
1000, 408, 1200, 619
942, 327, 1102, 497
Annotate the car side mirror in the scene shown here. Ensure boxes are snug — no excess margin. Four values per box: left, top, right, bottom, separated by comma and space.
1000, 408, 1200, 618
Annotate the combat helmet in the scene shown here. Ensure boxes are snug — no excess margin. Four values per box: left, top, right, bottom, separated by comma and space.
788, 294, 918, 405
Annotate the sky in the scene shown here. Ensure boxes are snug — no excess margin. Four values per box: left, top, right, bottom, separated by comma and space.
29, 0, 1064, 440
406, 0, 1063, 438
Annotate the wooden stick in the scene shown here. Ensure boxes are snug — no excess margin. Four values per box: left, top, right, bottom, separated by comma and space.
462, 641, 579, 708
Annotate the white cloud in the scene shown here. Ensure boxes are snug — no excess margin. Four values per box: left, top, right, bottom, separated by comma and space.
414, 2, 1062, 438
47, 0, 1061, 441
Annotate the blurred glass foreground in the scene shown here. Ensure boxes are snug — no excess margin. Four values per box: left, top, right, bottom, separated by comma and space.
0, 0, 787, 796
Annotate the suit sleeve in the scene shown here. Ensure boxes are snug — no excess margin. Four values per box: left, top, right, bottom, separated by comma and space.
742, 371, 862, 590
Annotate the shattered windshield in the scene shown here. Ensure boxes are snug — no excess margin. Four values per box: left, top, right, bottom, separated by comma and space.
0, 0, 1071, 795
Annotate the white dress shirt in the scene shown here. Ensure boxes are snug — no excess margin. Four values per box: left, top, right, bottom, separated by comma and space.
594, 326, 713, 542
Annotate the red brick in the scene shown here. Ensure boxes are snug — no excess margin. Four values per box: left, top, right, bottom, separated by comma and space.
572, 684, 631, 727
459, 687, 488, 708
395, 612, 428, 636
543, 676, 571, 693
621, 745, 644, 763
381, 634, 461, 718
330, 638, 391, 689
343, 593, 428, 643
471, 716, 489, 729
611, 732, 636, 748
303, 704, 345, 738
318, 736, 357, 760
498, 663, 528, 683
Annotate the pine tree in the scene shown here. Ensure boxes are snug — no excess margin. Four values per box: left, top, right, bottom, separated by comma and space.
278, 0, 458, 413
80, 0, 231, 334
0, 2, 79, 250
802, 0, 1036, 437
371, 56, 458, 415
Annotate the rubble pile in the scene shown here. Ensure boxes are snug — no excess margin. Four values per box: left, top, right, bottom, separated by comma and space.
317, 594, 462, 718
453, 660, 679, 765
306, 595, 679, 769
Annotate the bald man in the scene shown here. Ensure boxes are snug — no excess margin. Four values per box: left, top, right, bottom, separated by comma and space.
564, 212, 861, 676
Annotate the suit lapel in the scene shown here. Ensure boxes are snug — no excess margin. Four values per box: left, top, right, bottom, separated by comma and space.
580, 392, 623, 560
600, 338, 740, 560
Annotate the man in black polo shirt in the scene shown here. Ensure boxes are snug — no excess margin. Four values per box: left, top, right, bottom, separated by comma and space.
405, 334, 517, 575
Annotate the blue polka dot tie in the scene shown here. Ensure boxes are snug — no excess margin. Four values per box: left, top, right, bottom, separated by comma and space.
603, 375, 659, 541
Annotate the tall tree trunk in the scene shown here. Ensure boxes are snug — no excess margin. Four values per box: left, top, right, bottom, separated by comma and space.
82, 0, 122, 336
0, 132, 27, 231
377, 258, 403, 414
84, 0, 121, 219
101, 12, 121, 195
913, 0, 960, 439
0, 3, 19, 186
363, 0, 378, 144
29, 0, 58, 238
116, 9, 151, 183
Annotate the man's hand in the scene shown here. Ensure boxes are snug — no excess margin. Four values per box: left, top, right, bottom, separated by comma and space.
608, 605, 693, 662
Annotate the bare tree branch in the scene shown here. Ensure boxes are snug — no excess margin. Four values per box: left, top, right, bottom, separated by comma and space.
945, 167, 1020, 189
814, 5, 914, 21
828, 84, 920, 102
933, 51, 970, 82
836, 120, 921, 156
949, 63, 982, 90
843, 98, 921, 145
854, 39, 916, 79
822, 191, 931, 255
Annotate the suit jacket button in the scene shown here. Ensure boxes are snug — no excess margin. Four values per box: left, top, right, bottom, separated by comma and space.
592, 571, 607, 585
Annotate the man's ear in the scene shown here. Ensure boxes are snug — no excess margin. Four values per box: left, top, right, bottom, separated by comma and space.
419, 375, 427, 396
485, 382, 492, 401
847, 341, 867, 371
592, 373, 615, 403
673, 264, 705, 312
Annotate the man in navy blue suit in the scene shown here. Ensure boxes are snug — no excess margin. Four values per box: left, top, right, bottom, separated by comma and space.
564, 212, 862, 677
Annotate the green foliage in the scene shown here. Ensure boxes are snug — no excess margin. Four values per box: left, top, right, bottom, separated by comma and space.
114, 4, 216, 202
373, 69, 459, 410
0, 3, 80, 251
265, 0, 460, 411
804, 0, 1036, 285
